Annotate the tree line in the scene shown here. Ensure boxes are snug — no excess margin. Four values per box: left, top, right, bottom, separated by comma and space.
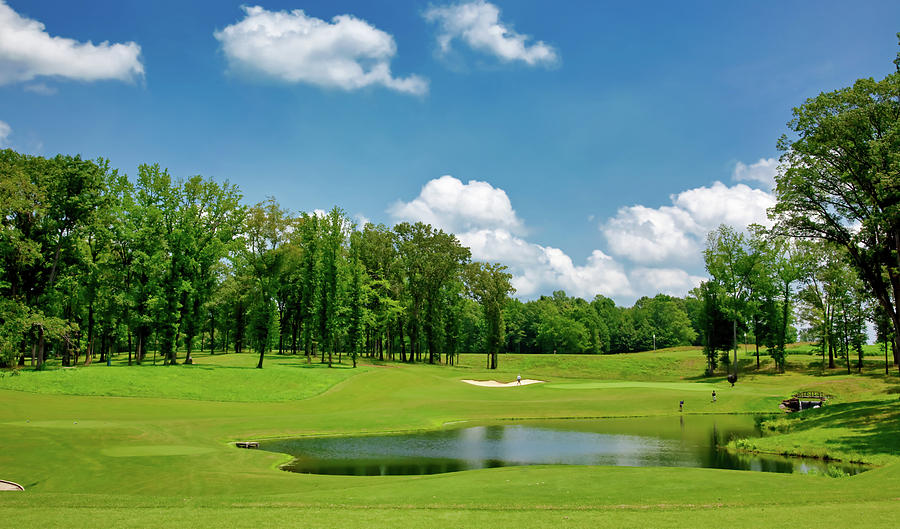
0, 154, 516, 370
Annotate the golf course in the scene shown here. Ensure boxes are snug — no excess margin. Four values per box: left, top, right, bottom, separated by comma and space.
2, 347, 899, 528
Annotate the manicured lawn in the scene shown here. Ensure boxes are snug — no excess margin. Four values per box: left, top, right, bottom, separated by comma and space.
1, 348, 899, 528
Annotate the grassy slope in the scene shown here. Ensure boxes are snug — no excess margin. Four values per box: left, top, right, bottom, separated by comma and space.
1, 348, 899, 528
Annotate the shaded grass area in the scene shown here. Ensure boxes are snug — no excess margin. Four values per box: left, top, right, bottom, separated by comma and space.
0, 352, 366, 401
733, 398, 900, 465
2, 348, 900, 528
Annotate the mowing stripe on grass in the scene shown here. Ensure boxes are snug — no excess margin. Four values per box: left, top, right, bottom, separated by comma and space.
101, 445, 215, 457
545, 381, 717, 391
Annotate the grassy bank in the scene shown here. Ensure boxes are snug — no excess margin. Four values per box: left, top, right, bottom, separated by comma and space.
1, 348, 898, 528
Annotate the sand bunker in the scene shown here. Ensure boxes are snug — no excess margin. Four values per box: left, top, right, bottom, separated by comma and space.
0, 480, 23, 491
461, 379, 544, 387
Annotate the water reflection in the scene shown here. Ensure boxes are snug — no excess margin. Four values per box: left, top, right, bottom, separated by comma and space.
260, 416, 865, 477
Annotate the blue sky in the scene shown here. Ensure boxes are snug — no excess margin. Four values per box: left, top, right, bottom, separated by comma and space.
2, 0, 899, 304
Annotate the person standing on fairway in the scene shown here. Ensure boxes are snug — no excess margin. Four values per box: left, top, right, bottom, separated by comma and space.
712, 390, 716, 402
679, 400, 684, 412
516, 374, 522, 385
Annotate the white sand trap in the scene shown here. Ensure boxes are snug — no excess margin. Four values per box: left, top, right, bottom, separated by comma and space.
0, 480, 24, 491
462, 379, 544, 387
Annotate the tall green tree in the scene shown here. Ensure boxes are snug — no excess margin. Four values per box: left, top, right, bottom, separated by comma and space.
296, 213, 321, 363
394, 222, 471, 364
704, 225, 762, 375
241, 198, 289, 368
762, 233, 807, 372
317, 207, 349, 367
465, 262, 514, 369
773, 40, 900, 364
169, 176, 245, 364
695, 281, 733, 375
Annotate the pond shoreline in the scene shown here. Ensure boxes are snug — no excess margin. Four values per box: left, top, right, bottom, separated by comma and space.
253, 414, 866, 477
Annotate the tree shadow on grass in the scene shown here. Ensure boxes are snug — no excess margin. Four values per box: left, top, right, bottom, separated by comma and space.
780, 400, 900, 458
274, 362, 357, 370
682, 358, 765, 381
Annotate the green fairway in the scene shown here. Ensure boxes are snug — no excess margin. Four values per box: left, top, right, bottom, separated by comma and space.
544, 381, 716, 391
2, 348, 899, 528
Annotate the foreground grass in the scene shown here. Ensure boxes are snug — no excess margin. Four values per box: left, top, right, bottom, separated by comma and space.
1, 348, 899, 528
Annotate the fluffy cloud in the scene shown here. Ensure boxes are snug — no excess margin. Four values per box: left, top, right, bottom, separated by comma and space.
603, 205, 700, 264
602, 180, 775, 265
0, 119, 10, 146
459, 229, 632, 299
673, 181, 775, 231
214, 5, 427, 95
391, 160, 777, 303
424, 1, 558, 66
732, 157, 778, 189
628, 267, 705, 298
0, 1, 143, 86
388, 175, 524, 234
390, 176, 632, 300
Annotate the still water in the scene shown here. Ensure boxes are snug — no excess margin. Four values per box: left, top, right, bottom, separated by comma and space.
260, 415, 865, 476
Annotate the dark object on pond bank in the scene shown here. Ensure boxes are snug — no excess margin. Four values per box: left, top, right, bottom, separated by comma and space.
781, 397, 826, 412
236, 441, 259, 449
727, 373, 737, 387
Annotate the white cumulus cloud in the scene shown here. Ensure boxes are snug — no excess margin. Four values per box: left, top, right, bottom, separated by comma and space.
629, 267, 705, 298
424, 1, 558, 66
214, 5, 427, 95
458, 229, 632, 299
673, 181, 775, 231
391, 176, 632, 300
732, 157, 778, 190
0, 0, 143, 86
388, 175, 524, 234
604, 204, 700, 265
391, 160, 777, 303
0, 119, 10, 146
602, 180, 775, 265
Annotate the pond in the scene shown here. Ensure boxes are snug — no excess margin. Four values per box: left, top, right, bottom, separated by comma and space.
260, 415, 866, 476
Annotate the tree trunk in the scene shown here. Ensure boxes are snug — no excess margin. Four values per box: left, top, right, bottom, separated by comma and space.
209, 312, 215, 354
894, 334, 900, 367
399, 319, 407, 363
99, 333, 106, 363
827, 327, 835, 369
755, 337, 760, 370
36, 326, 44, 369
732, 319, 738, 376
184, 335, 193, 365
